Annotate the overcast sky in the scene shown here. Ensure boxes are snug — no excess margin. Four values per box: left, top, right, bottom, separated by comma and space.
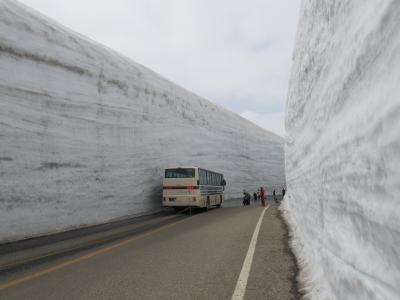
19, 0, 300, 137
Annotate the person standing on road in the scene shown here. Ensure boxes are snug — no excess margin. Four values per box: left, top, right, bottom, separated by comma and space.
273, 189, 276, 202
260, 187, 265, 207
253, 192, 258, 202
243, 190, 251, 206
282, 188, 286, 197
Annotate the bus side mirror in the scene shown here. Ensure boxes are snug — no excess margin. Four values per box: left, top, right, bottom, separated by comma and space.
222, 179, 226, 186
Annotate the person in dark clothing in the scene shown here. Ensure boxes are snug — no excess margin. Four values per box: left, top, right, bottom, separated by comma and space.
282, 188, 286, 197
253, 192, 258, 202
243, 190, 251, 206
273, 189, 277, 202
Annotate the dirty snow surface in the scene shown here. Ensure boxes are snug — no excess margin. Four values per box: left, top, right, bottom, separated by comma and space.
284, 1, 400, 299
0, 0, 285, 242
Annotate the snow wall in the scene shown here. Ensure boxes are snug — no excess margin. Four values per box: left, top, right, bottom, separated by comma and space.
0, 0, 285, 243
284, 1, 400, 299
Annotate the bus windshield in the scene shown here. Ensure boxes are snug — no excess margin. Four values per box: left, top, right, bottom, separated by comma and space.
165, 168, 195, 178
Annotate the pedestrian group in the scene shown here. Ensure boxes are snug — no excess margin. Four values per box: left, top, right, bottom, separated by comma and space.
243, 187, 286, 206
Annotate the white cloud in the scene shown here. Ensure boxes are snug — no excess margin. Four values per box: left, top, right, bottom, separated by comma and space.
18, 0, 300, 135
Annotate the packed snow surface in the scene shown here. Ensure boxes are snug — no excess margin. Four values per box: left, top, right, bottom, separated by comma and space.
0, 0, 285, 242
284, 1, 400, 299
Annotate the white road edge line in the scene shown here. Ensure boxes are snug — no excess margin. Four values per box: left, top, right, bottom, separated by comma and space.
232, 205, 269, 300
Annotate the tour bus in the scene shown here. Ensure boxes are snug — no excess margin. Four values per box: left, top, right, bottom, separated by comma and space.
162, 166, 226, 211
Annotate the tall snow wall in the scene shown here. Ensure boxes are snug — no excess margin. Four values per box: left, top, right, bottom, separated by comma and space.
285, 1, 400, 299
0, 0, 285, 242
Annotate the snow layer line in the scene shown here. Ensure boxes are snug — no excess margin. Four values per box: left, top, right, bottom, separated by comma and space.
285, 1, 400, 299
0, 0, 285, 242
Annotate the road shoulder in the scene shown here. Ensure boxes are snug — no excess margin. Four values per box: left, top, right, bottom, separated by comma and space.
245, 202, 301, 300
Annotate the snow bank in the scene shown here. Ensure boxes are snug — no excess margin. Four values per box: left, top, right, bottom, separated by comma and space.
285, 1, 400, 299
0, 0, 285, 242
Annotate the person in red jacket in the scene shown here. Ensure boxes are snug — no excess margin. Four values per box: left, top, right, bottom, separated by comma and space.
260, 187, 265, 207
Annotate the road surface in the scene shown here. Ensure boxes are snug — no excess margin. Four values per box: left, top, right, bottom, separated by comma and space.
0, 200, 299, 299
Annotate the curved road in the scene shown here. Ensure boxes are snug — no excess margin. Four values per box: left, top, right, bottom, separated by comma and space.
0, 201, 299, 299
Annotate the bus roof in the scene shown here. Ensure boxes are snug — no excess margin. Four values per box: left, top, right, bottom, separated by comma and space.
164, 166, 224, 177
164, 166, 198, 170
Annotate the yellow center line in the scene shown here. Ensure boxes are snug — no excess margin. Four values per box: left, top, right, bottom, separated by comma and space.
0, 215, 194, 291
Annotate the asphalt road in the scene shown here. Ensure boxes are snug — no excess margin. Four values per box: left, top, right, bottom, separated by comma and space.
0, 200, 299, 300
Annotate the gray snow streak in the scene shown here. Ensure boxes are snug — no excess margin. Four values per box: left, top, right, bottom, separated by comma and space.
284, 1, 400, 299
